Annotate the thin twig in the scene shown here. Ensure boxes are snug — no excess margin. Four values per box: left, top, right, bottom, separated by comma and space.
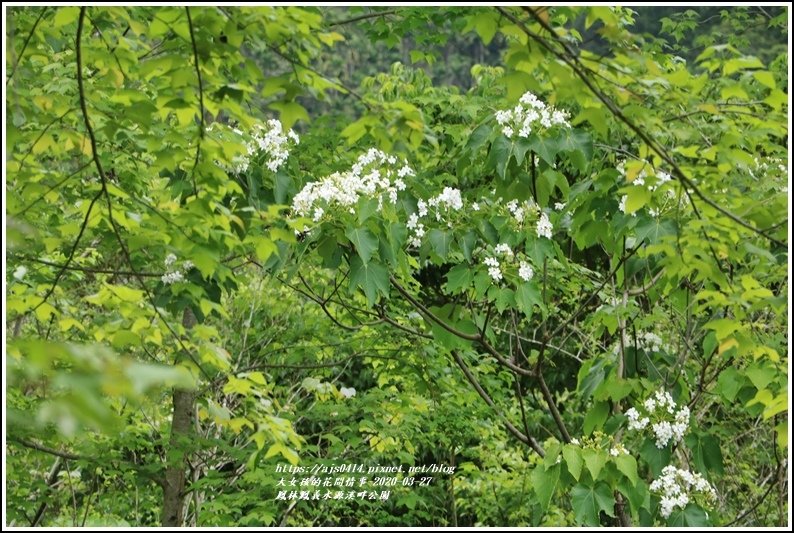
451, 351, 544, 456
10, 437, 83, 461
328, 9, 398, 27
185, 7, 204, 196
13, 161, 92, 217
7, 7, 48, 82
390, 276, 534, 377
22, 256, 165, 278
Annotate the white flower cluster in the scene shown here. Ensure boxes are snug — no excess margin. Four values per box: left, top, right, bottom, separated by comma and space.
252, 119, 300, 172
161, 253, 194, 285
625, 389, 690, 448
482, 244, 535, 284
749, 156, 788, 193
292, 149, 412, 223
505, 199, 554, 239
536, 212, 553, 239
484, 256, 503, 282
616, 160, 675, 217
407, 187, 463, 247
518, 261, 534, 282
218, 119, 299, 175
650, 465, 717, 518
613, 331, 668, 355
494, 243, 514, 258
495, 91, 571, 139
427, 187, 464, 219
610, 442, 629, 457
339, 386, 356, 399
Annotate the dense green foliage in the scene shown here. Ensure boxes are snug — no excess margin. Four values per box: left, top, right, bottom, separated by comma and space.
5, 6, 789, 527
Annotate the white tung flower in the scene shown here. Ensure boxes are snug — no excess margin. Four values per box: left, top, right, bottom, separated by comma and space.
161, 270, 184, 285
495, 243, 514, 258
291, 149, 411, 219
650, 465, 716, 518
496, 92, 571, 140
536, 212, 553, 239
518, 261, 534, 282
627, 389, 690, 448
483, 256, 502, 282
339, 386, 356, 399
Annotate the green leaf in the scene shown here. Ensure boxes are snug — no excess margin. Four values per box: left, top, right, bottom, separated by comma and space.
253, 236, 277, 262
515, 282, 542, 318
126, 362, 196, 395
582, 448, 607, 480
563, 445, 583, 481
753, 71, 775, 89
715, 366, 744, 402
348, 256, 389, 307
614, 453, 639, 487
268, 101, 309, 129
108, 284, 145, 303
345, 226, 378, 264
573, 107, 609, 137
639, 438, 671, 477
634, 218, 676, 245
704, 318, 740, 341
618, 478, 649, 518
466, 123, 492, 153
745, 363, 776, 390
557, 129, 593, 172
667, 504, 710, 527
488, 135, 514, 179
723, 56, 763, 75
514, 137, 533, 167
493, 287, 515, 313
583, 401, 609, 435
624, 187, 650, 214
445, 263, 473, 294
427, 229, 452, 260
111, 330, 140, 349
531, 463, 560, 515
473, 12, 498, 44
528, 135, 560, 166
458, 230, 478, 262
571, 482, 615, 526
685, 433, 724, 476
54, 7, 80, 27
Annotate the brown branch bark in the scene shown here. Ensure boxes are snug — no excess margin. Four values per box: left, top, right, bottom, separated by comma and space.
162, 308, 198, 527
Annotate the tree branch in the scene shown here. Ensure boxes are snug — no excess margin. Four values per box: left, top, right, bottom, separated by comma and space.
451, 351, 544, 456
390, 276, 534, 377
10, 437, 83, 461
7, 7, 48, 82
22, 256, 165, 278
328, 9, 398, 27
185, 7, 204, 196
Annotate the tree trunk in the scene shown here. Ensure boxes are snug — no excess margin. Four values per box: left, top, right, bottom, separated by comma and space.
161, 308, 198, 527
